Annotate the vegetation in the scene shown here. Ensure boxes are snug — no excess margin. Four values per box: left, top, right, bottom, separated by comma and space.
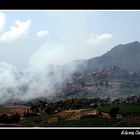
0, 96, 140, 126
99, 103, 140, 114
20, 113, 49, 126
45, 116, 119, 127
0, 113, 21, 124
109, 107, 120, 117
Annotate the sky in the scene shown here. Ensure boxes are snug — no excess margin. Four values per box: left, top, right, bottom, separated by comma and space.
0, 10, 140, 71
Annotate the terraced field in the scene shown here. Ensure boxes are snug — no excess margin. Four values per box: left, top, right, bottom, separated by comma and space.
0, 105, 29, 116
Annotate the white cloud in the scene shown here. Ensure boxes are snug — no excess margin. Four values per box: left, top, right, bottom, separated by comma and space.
0, 19, 31, 43
0, 12, 6, 32
36, 30, 49, 38
88, 33, 112, 45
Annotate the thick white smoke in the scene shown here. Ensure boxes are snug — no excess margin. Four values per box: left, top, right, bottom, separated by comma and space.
0, 11, 113, 104
0, 44, 86, 104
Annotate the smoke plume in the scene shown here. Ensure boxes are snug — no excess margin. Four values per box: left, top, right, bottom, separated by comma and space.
0, 43, 86, 104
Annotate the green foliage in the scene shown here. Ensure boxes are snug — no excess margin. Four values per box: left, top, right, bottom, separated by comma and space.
0, 114, 9, 123
99, 103, 140, 114
0, 113, 21, 124
9, 113, 21, 123
109, 107, 120, 117
23, 112, 38, 118
45, 116, 119, 127
20, 113, 49, 126
45, 98, 93, 115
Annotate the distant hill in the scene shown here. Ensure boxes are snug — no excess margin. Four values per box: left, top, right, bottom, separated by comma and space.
87, 41, 140, 72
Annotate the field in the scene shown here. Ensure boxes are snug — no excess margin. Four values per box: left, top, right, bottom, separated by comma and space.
0, 105, 29, 116
0, 103, 140, 127
18, 109, 118, 127
44, 116, 119, 127
99, 103, 140, 114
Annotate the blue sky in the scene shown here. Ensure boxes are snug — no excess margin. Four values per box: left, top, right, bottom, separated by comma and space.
0, 10, 140, 71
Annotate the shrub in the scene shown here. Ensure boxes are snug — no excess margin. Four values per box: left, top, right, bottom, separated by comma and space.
109, 107, 120, 117
9, 113, 21, 123
0, 114, 9, 123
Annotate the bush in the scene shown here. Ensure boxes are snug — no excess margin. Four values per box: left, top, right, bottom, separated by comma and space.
0, 113, 21, 124
0, 114, 9, 123
23, 112, 38, 118
9, 113, 21, 123
109, 107, 120, 117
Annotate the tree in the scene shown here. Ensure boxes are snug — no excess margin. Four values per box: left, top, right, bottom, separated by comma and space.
45, 107, 55, 115
0, 114, 9, 123
9, 113, 21, 124
109, 107, 120, 117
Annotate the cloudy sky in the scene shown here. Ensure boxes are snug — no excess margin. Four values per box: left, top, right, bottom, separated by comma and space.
0, 10, 140, 71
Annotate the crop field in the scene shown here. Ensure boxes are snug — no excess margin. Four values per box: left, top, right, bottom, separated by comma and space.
99, 103, 140, 114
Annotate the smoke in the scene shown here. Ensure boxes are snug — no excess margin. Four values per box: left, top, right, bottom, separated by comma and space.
0, 43, 86, 104
0, 11, 113, 104
0, 63, 21, 103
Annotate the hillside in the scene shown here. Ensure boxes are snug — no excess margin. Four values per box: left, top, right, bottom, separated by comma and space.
87, 41, 140, 72
55, 65, 140, 99
53, 41, 140, 99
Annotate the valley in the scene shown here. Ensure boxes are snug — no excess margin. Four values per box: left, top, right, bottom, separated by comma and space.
1, 41, 140, 127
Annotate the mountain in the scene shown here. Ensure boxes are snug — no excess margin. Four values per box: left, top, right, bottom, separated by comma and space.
87, 41, 140, 72
55, 41, 140, 100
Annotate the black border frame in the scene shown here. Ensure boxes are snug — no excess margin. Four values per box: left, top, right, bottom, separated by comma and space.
1, 0, 140, 137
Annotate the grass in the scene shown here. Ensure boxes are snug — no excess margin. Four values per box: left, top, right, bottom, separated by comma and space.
19, 113, 49, 127
99, 103, 140, 113
44, 116, 119, 127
